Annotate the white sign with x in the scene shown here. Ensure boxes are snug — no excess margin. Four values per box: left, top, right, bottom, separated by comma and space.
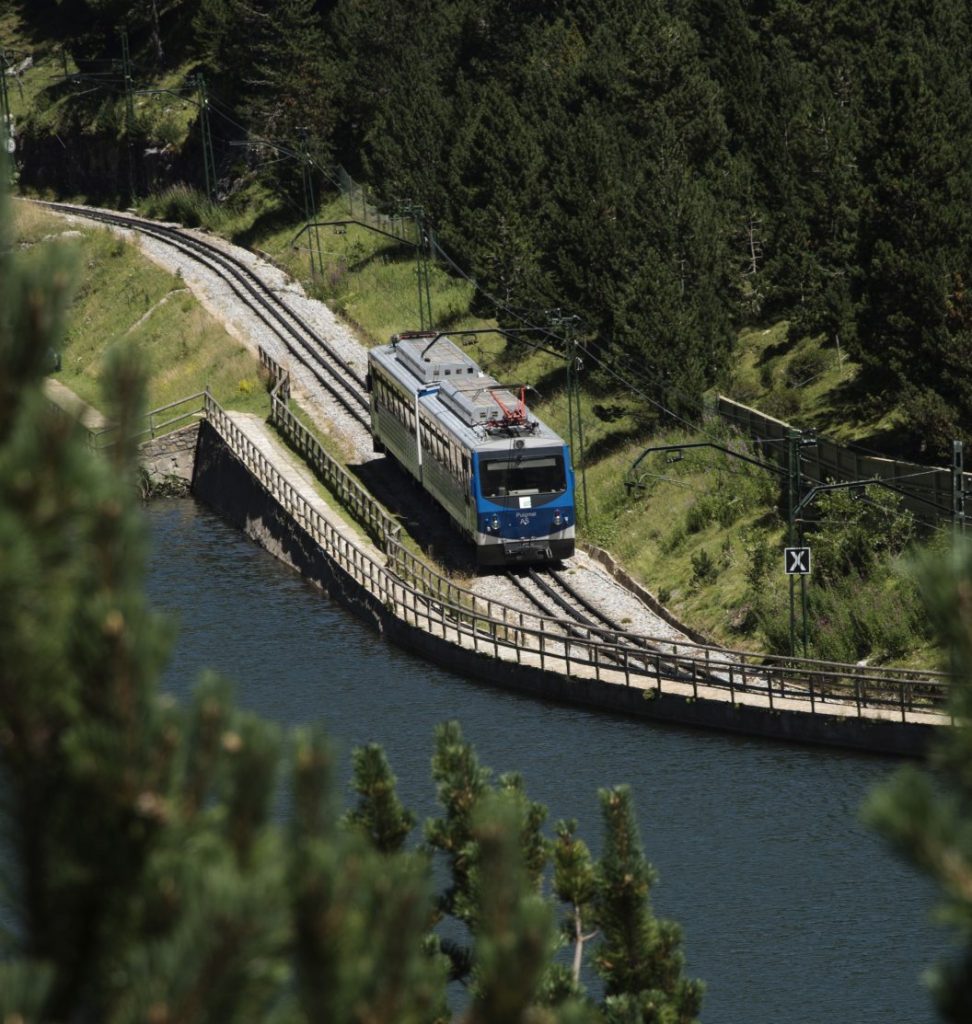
784, 547, 811, 575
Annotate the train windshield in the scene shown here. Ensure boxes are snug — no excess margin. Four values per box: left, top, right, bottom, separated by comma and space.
480, 452, 566, 497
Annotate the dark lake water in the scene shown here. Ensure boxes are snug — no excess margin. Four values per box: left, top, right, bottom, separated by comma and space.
144, 498, 951, 1024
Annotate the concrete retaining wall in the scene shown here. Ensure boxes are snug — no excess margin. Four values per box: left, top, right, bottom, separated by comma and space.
190, 420, 938, 758
140, 423, 200, 496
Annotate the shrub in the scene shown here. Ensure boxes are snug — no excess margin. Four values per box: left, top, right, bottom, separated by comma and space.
785, 347, 829, 387
661, 525, 686, 554
761, 388, 802, 421
742, 529, 774, 588
141, 185, 229, 232
755, 590, 792, 655
898, 385, 963, 461
809, 487, 915, 584
691, 548, 718, 586
685, 497, 713, 534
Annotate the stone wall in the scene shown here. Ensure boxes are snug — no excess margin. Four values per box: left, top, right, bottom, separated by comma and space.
140, 422, 200, 497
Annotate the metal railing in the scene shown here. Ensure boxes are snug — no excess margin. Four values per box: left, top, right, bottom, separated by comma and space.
88, 391, 208, 450
260, 348, 400, 549
199, 389, 953, 726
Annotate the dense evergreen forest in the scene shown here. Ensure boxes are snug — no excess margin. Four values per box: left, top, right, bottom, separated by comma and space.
10, 0, 972, 456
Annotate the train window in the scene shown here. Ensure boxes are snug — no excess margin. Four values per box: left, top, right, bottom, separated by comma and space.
480, 454, 566, 497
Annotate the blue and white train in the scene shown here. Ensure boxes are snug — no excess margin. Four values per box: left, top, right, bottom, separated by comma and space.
367, 332, 575, 567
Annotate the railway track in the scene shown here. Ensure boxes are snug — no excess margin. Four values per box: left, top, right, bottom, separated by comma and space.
505, 566, 743, 690
44, 203, 670, 641
35, 202, 372, 433
40, 202, 945, 718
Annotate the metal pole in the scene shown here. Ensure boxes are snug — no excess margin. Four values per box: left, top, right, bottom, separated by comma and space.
787, 427, 801, 657
422, 225, 434, 329
312, 167, 322, 282
565, 326, 575, 488
0, 48, 10, 142
297, 129, 319, 280
549, 310, 587, 526
572, 338, 589, 526
800, 550, 809, 655
410, 206, 432, 330
196, 74, 216, 201
954, 440, 966, 536
553, 312, 575, 499
118, 28, 137, 201
120, 28, 135, 126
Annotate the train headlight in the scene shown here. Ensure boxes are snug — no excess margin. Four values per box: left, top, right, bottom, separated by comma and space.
490, 514, 501, 532
552, 510, 564, 528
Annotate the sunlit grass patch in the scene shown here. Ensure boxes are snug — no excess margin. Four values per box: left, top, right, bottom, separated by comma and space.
25, 220, 266, 418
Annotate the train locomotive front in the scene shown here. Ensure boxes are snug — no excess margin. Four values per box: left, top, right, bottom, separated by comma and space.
367, 332, 576, 567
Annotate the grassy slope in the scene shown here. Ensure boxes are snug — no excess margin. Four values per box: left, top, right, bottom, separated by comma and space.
14, 201, 267, 419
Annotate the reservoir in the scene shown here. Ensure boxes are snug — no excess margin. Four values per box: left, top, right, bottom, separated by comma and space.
145, 498, 949, 1024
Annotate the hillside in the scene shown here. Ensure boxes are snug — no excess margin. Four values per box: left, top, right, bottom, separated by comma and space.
4, 0, 970, 667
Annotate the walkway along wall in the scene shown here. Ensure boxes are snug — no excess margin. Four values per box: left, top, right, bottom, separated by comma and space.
190, 416, 943, 758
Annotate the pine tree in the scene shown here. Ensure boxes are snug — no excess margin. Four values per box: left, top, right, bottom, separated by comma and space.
851, 1, 972, 455
464, 791, 557, 1024
291, 727, 448, 1024
0, 172, 181, 1021
552, 818, 598, 986
594, 787, 703, 1023
866, 541, 972, 1023
345, 740, 416, 853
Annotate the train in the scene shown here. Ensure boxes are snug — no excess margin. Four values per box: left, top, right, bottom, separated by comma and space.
367, 331, 576, 567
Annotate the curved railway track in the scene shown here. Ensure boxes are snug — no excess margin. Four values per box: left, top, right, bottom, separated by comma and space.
35, 202, 953, 722
36, 202, 372, 432
506, 568, 713, 685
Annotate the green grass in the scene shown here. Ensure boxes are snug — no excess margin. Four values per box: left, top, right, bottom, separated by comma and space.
720, 321, 899, 444
14, 200, 268, 420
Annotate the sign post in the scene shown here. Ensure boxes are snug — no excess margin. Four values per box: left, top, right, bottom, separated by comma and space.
784, 546, 811, 656
784, 547, 811, 575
